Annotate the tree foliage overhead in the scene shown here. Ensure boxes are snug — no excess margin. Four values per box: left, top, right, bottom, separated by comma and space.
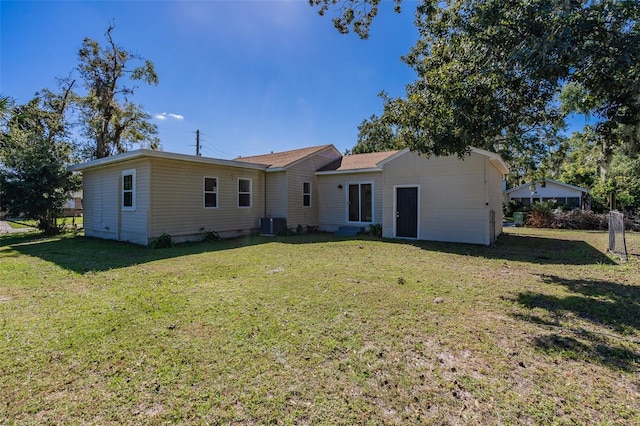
0, 85, 80, 233
77, 23, 160, 159
349, 107, 404, 154
0, 96, 10, 117
309, 0, 402, 39
311, 0, 640, 184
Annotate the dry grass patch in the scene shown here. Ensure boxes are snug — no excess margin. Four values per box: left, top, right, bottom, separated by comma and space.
1, 229, 639, 424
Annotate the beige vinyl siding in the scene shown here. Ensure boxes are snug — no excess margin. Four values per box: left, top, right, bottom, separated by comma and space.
83, 170, 118, 241
317, 171, 384, 232
486, 157, 505, 241
119, 161, 150, 244
382, 151, 489, 244
265, 172, 287, 218
285, 149, 341, 228
418, 174, 486, 244
149, 158, 265, 241
81, 159, 150, 244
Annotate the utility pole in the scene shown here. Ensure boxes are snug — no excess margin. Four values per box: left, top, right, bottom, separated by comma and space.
196, 129, 201, 156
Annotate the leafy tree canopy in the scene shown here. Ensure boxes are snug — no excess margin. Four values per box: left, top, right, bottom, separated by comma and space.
311, 0, 640, 181
349, 105, 404, 154
76, 23, 160, 159
0, 85, 80, 232
561, 128, 640, 210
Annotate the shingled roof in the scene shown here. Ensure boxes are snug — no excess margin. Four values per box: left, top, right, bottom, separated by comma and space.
317, 150, 401, 172
234, 145, 337, 169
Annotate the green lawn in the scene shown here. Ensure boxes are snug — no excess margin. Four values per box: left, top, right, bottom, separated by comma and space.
5, 216, 83, 229
4, 219, 35, 229
1, 228, 638, 424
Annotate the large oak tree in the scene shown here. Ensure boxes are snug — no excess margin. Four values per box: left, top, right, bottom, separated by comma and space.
77, 24, 160, 159
312, 0, 640, 187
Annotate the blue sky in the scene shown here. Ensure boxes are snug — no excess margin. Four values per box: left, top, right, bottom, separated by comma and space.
1, 0, 419, 158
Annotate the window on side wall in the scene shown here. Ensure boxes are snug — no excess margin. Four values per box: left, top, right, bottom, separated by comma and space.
204, 177, 218, 208
567, 197, 580, 208
303, 182, 311, 207
122, 169, 136, 211
238, 178, 252, 208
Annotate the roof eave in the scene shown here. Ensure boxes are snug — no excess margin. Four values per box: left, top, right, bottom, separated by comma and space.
470, 147, 509, 175
504, 179, 589, 194
316, 167, 383, 175
489, 157, 510, 175
69, 149, 269, 172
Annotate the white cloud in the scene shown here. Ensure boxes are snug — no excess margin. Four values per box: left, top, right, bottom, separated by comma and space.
154, 112, 184, 121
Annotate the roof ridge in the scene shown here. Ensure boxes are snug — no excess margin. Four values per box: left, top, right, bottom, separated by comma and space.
236, 144, 333, 160
234, 144, 339, 169
318, 149, 401, 172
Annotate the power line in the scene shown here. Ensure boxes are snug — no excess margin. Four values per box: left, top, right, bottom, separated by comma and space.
200, 143, 236, 159
188, 130, 237, 159
199, 139, 235, 159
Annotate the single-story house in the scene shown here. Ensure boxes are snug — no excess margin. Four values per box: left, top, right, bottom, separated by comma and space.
70, 144, 508, 246
62, 190, 83, 217
504, 179, 590, 210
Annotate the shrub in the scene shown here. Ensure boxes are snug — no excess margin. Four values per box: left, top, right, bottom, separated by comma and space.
525, 202, 555, 228
202, 230, 221, 242
504, 200, 523, 218
368, 223, 382, 237
149, 233, 174, 249
277, 227, 294, 236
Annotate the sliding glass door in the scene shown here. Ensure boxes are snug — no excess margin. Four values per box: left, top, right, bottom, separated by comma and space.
348, 183, 372, 223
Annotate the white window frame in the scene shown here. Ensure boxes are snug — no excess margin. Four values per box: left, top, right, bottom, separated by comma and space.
122, 169, 136, 212
346, 181, 374, 224
238, 177, 252, 208
203, 176, 218, 209
303, 182, 312, 207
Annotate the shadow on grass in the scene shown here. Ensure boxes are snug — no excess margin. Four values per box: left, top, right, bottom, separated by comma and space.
2, 228, 615, 275
386, 232, 615, 265
519, 274, 640, 334
533, 332, 639, 372
1, 232, 277, 274
514, 274, 640, 372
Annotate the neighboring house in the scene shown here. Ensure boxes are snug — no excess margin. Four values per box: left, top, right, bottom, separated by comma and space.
70, 145, 508, 246
62, 191, 83, 217
504, 179, 590, 210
